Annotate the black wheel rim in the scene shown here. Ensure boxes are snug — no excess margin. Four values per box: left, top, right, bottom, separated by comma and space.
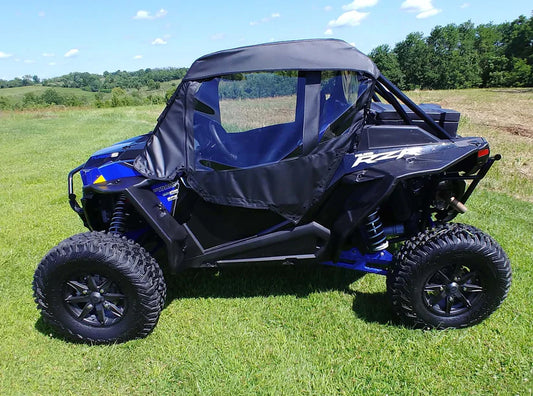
63, 274, 126, 327
422, 263, 484, 317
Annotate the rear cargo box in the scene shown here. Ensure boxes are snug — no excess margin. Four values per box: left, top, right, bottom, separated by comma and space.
368, 102, 460, 137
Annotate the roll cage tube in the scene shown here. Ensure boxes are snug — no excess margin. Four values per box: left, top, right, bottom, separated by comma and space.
374, 84, 413, 126
440, 153, 502, 206
376, 74, 453, 140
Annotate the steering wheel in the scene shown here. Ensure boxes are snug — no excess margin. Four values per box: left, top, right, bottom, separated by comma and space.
207, 121, 237, 162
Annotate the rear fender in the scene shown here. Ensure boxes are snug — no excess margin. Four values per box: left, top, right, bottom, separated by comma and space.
324, 137, 491, 259
332, 137, 488, 185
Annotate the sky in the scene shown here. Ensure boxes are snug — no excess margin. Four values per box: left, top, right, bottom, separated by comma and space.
0, 0, 531, 80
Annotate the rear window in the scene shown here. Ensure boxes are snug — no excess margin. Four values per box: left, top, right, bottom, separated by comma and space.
319, 71, 368, 135
218, 72, 299, 133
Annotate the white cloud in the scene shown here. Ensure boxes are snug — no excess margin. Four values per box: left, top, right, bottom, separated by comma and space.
42, 52, 54, 57
324, 5, 333, 11
327, 1, 375, 29
24, 59, 35, 64
38, 11, 45, 17
0, 51, 12, 59
342, 0, 378, 11
134, 10, 150, 19
328, 10, 369, 27
401, 0, 441, 19
460, 3, 470, 8
133, 55, 143, 59
250, 12, 280, 26
151, 38, 167, 45
133, 9, 167, 20
64, 48, 79, 57
48, 62, 56, 66
416, 8, 440, 18
211, 33, 226, 40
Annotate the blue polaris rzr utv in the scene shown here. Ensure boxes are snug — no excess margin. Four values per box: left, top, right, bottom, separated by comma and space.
34, 39, 511, 344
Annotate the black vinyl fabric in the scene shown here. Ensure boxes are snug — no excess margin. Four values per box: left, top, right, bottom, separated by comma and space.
187, 128, 359, 222
184, 39, 380, 81
134, 81, 198, 180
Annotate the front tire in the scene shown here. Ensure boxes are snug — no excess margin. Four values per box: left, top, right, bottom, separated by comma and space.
33, 232, 166, 344
387, 223, 511, 329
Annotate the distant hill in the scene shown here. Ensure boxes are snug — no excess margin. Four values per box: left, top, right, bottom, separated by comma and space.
0, 79, 182, 110
44, 68, 187, 92
0, 85, 97, 101
0, 67, 187, 110
0, 67, 188, 92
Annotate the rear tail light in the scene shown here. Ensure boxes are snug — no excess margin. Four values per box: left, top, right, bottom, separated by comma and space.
477, 148, 490, 158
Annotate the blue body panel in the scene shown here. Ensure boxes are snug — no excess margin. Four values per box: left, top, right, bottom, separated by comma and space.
322, 248, 392, 275
91, 134, 149, 157
80, 134, 149, 185
81, 161, 179, 212
80, 162, 140, 185
80, 132, 179, 212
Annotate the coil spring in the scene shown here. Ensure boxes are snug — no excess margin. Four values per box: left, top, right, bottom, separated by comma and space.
109, 194, 127, 235
364, 209, 389, 252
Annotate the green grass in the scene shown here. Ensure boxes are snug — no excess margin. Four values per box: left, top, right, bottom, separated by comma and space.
0, 94, 531, 394
408, 88, 533, 202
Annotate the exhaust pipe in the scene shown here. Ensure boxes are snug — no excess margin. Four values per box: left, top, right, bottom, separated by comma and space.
450, 197, 467, 213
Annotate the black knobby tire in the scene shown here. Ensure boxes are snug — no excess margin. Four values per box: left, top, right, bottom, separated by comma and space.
387, 223, 511, 329
33, 232, 166, 344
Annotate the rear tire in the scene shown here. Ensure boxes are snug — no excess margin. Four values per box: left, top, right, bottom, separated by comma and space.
33, 232, 166, 344
387, 223, 511, 329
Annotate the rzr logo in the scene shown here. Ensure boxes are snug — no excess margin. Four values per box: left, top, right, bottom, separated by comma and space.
352, 148, 420, 168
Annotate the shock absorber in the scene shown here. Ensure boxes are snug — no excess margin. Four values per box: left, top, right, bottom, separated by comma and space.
364, 209, 389, 252
109, 194, 127, 235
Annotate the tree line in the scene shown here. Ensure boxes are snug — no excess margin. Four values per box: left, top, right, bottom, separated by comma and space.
0, 67, 188, 91
18, 88, 89, 108
219, 73, 298, 99
370, 14, 532, 90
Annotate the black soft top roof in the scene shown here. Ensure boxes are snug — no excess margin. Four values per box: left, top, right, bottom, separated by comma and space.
183, 39, 380, 81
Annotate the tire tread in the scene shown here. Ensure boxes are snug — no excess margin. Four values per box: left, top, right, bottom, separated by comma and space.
387, 223, 511, 329
33, 231, 167, 344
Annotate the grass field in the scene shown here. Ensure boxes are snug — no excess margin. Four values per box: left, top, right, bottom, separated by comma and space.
0, 80, 180, 107
0, 85, 98, 105
409, 88, 533, 202
0, 89, 531, 395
